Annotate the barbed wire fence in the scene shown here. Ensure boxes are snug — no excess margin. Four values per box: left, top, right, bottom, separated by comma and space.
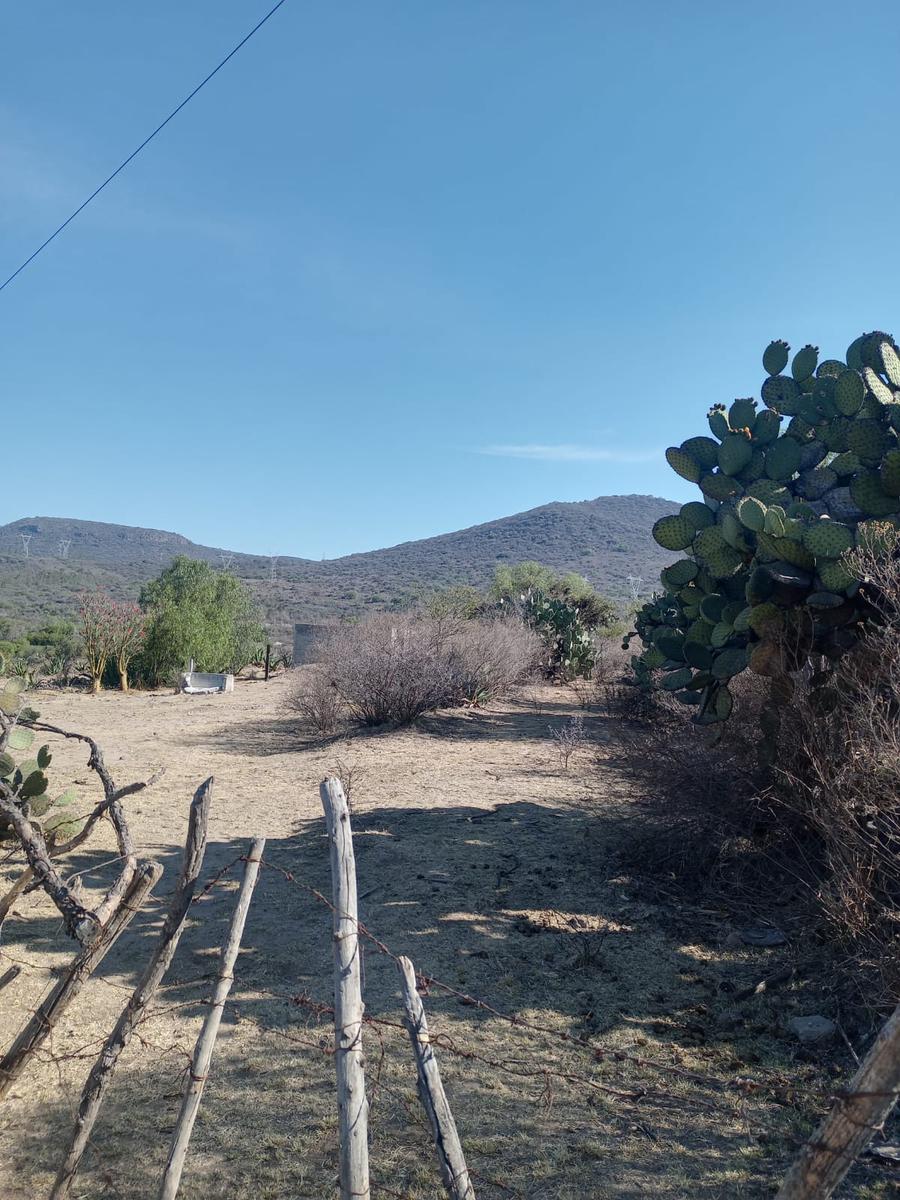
1, 763, 899, 1198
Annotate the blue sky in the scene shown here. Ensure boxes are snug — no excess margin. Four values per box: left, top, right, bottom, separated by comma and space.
2, 2, 899, 557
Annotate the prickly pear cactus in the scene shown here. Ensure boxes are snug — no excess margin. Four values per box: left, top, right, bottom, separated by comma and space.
627, 331, 900, 724
0, 680, 81, 842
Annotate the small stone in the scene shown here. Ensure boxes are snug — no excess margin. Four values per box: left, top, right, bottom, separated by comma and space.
788, 1015, 837, 1046
740, 926, 787, 947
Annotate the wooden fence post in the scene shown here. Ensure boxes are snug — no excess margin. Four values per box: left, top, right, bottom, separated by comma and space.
397, 955, 475, 1200
0, 861, 162, 1101
157, 835, 265, 1200
776, 1001, 900, 1199
320, 777, 370, 1200
51, 779, 213, 1200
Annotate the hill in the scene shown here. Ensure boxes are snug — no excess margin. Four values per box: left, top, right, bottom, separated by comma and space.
0, 495, 679, 640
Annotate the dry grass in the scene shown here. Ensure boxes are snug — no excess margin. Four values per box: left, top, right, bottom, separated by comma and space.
0, 678, 894, 1198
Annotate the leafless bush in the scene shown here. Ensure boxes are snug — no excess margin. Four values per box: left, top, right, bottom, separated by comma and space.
770, 532, 900, 1003
331, 757, 366, 811
549, 714, 588, 769
609, 672, 770, 882
449, 617, 540, 705
290, 665, 342, 735
291, 613, 538, 729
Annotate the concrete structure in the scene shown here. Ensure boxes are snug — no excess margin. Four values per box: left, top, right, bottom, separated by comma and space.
293, 623, 330, 666
180, 671, 234, 694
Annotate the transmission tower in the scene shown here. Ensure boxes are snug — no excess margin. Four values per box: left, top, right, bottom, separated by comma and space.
58, 538, 72, 559
626, 575, 643, 602
269, 556, 278, 582
220, 553, 235, 572
19, 533, 32, 558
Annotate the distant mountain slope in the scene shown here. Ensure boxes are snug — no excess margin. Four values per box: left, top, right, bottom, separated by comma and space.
0, 495, 679, 639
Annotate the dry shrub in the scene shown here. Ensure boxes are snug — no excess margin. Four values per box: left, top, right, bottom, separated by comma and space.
609, 530, 900, 1003
291, 664, 342, 735
608, 671, 772, 885
771, 532, 900, 1002
291, 612, 538, 730
448, 617, 540, 705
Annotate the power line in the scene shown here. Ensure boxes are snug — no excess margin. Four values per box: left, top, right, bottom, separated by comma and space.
0, 0, 289, 294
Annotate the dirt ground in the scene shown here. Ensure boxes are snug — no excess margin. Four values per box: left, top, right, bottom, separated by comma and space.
0, 674, 892, 1198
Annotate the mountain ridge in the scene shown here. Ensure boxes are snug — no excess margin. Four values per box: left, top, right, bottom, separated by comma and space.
0, 494, 680, 639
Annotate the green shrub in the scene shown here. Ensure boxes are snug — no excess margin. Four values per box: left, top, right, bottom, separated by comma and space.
136, 557, 263, 687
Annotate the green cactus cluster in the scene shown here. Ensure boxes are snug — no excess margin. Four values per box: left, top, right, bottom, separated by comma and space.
627, 332, 900, 723
524, 592, 596, 680
0, 679, 80, 842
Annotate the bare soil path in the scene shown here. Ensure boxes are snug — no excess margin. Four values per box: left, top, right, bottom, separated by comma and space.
0, 676, 888, 1198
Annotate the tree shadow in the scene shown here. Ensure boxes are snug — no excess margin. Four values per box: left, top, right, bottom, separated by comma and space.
3, 787, 884, 1198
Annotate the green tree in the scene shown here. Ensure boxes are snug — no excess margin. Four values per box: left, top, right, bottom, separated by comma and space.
490, 562, 617, 631
137, 557, 263, 686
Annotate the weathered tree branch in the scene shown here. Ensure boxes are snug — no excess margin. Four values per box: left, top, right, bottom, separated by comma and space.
0, 860, 162, 1101
0, 783, 99, 943
51, 779, 213, 1199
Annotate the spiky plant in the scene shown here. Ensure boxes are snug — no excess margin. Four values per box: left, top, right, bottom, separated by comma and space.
627, 332, 900, 732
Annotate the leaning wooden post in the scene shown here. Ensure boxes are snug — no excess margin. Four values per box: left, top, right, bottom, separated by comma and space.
397, 956, 475, 1200
320, 777, 370, 1200
776, 1001, 900, 1199
158, 836, 264, 1200
0, 860, 162, 1101
51, 779, 213, 1200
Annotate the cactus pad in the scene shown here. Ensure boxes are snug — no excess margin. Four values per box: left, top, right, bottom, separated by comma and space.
797, 467, 837, 500
652, 514, 696, 551
699, 472, 740, 501
880, 449, 900, 496
682, 436, 721, 470
665, 446, 703, 483
765, 436, 802, 481
761, 375, 801, 415
729, 397, 757, 429
718, 432, 753, 476
850, 471, 900, 518
661, 559, 699, 589
802, 520, 854, 559
763, 340, 790, 376
847, 419, 892, 465
791, 344, 818, 381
